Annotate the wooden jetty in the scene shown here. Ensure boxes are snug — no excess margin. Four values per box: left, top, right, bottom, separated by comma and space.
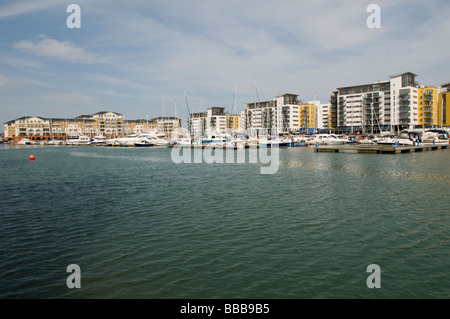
314, 144, 449, 154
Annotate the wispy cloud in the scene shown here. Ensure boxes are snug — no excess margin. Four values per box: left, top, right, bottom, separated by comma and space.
0, 55, 45, 70
40, 91, 98, 106
12, 35, 97, 64
0, 74, 47, 89
0, 0, 61, 19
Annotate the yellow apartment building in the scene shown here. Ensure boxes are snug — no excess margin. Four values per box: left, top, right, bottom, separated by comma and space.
418, 87, 438, 127
438, 83, 450, 127
299, 104, 316, 133
226, 115, 240, 132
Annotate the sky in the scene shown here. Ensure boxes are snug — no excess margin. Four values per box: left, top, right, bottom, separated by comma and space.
1, 0, 449, 130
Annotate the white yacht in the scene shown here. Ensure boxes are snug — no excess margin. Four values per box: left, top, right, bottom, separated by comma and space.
105, 137, 120, 146
422, 130, 449, 146
375, 135, 398, 145
17, 137, 32, 145
47, 139, 63, 145
66, 135, 91, 145
202, 134, 227, 147
356, 135, 376, 144
134, 133, 168, 146
116, 134, 141, 147
307, 134, 347, 145
173, 137, 193, 146
397, 132, 421, 146
91, 135, 107, 145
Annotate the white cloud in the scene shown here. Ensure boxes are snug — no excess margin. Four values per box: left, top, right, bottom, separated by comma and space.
12, 35, 97, 64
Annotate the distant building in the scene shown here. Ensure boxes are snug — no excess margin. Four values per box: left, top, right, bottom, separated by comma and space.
438, 83, 450, 127
3, 111, 182, 140
241, 93, 303, 135
189, 112, 207, 138
153, 117, 182, 136
207, 107, 227, 134
298, 104, 316, 134
91, 111, 124, 136
418, 87, 439, 128
189, 107, 234, 137
226, 114, 240, 132
330, 72, 423, 133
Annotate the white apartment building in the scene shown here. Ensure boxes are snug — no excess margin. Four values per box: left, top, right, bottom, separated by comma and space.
241, 93, 301, 135
390, 73, 419, 129
206, 107, 227, 134
189, 107, 227, 137
332, 72, 419, 133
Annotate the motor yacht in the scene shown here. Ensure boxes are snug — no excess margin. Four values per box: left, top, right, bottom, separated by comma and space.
66, 135, 91, 145
307, 134, 347, 145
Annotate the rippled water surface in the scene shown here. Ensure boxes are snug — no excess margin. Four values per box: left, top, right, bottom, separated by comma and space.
0, 145, 449, 298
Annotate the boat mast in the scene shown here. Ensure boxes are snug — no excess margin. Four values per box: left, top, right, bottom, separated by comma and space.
314, 92, 317, 134
184, 88, 192, 139
233, 81, 237, 138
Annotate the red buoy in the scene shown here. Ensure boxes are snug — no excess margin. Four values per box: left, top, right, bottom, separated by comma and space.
29, 155, 35, 161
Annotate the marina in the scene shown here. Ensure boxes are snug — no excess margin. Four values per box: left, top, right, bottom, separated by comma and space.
4, 131, 450, 156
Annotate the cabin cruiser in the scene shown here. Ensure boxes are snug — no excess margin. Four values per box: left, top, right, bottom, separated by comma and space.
375, 135, 398, 145
134, 139, 156, 147
66, 135, 91, 145
173, 137, 193, 146
115, 134, 141, 147
134, 133, 168, 146
307, 134, 347, 145
376, 132, 422, 146
422, 130, 449, 145
47, 138, 63, 145
91, 135, 107, 145
17, 137, 34, 145
202, 134, 227, 147
397, 131, 421, 146
357, 135, 376, 144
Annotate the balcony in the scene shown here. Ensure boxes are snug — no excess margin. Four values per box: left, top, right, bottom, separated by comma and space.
399, 101, 410, 107
399, 106, 410, 113
399, 112, 410, 119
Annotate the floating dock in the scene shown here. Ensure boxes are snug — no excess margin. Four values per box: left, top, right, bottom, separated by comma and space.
314, 144, 449, 154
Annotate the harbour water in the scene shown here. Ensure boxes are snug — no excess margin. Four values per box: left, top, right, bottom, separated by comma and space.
0, 145, 449, 298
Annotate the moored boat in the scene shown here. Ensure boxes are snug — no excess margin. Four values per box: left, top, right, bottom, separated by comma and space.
66, 135, 91, 145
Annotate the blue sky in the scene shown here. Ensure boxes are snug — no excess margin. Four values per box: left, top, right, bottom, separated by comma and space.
1, 0, 449, 130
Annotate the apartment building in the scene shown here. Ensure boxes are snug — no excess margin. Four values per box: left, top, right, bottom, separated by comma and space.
4, 111, 124, 140
330, 72, 422, 133
241, 93, 306, 135
418, 87, 439, 127
438, 83, 450, 127
189, 107, 233, 137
